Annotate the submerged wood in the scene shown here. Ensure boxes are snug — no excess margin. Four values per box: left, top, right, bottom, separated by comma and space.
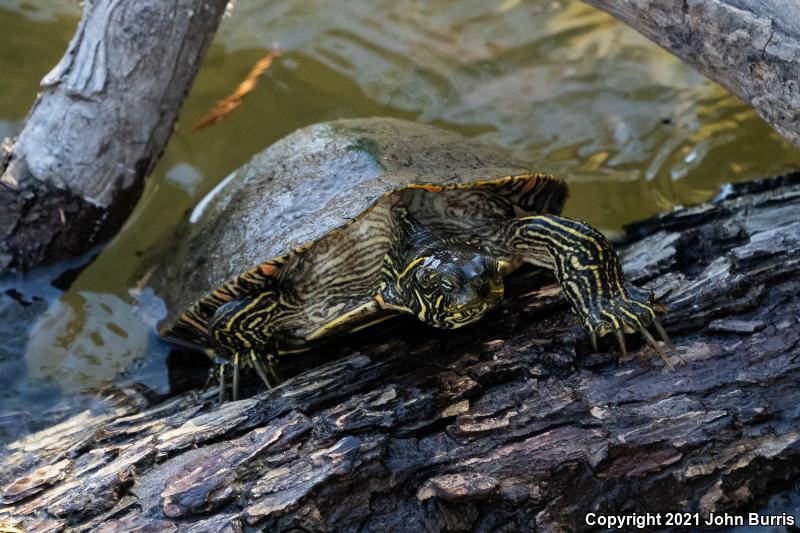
1, 173, 799, 530
0, 0, 229, 275
582, 0, 800, 147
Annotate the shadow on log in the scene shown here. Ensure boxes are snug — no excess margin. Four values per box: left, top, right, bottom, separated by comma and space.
1, 174, 799, 531
0, 0, 229, 275
581, 0, 800, 148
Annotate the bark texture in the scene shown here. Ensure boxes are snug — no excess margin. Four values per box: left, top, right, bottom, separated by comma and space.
1, 174, 799, 531
0, 0, 229, 275
581, 0, 800, 147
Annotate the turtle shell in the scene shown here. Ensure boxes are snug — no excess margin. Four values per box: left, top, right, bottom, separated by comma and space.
153, 118, 566, 347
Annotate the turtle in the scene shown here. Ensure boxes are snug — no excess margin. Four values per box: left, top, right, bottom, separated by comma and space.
152, 118, 674, 402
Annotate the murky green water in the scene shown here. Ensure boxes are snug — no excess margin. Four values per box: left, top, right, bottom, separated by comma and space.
2, 0, 799, 435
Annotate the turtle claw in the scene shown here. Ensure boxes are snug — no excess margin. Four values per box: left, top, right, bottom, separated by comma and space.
232, 353, 241, 401
218, 364, 227, 404
267, 361, 280, 384
207, 352, 275, 404
587, 320, 678, 370
640, 325, 674, 370
615, 329, 627, 359
211, 350, 280, 402
200, 366, 215, 396
250, 351, 274, 390
652, 317, 676, 352
578, 283, 679, 369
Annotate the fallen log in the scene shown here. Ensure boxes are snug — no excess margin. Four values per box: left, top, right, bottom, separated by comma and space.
0, 0, 229, 275
1, 173, 799, 531
581, 0, 800, 148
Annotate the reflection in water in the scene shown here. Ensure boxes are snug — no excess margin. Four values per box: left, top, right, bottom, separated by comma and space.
0, 0, 799, 446
25, 292, 152, 392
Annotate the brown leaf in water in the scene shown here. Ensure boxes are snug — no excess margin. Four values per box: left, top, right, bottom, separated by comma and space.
192, 48, 281, 132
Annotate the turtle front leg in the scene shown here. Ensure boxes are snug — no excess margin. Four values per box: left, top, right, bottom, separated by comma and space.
497, 215, 675, 367
208, 293, 282, 402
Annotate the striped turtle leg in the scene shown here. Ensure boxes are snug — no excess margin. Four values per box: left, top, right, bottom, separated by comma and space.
492, 215, 675, 366
207, 292, 284, 401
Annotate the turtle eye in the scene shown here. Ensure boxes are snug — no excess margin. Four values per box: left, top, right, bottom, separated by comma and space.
440, 273, 458, 292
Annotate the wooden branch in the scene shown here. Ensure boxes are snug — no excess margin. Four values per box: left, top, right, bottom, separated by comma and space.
1, 173, 798, 531
581, 0, 800, 147
0, 0, 229, 275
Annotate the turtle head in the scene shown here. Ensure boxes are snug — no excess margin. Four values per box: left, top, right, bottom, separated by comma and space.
397, 242, 504, 329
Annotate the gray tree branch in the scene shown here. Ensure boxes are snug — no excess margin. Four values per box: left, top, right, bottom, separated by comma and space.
0, 0, 229, 274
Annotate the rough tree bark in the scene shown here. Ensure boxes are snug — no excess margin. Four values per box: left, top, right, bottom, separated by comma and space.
0, 173, 798, 532
581, 0, 800, 147
0, 0, 229, 275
